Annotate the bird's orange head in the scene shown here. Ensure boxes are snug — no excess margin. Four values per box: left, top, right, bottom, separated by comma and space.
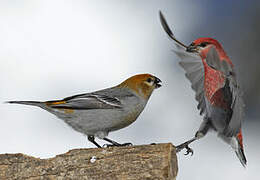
118, 74, 162, 99
186, 37, 232, 65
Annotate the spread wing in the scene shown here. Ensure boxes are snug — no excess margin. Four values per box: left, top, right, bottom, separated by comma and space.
160, 12, 206, 114
46, 93, 122, 110
159, 11, 206, 115
176, 48, 206, 115
205, 47, 245, 136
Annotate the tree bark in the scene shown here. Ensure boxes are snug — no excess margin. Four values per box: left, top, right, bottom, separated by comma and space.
0, 143, 178, 180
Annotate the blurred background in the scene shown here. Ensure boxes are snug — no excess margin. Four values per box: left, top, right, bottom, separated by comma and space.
1, 0, 259, 179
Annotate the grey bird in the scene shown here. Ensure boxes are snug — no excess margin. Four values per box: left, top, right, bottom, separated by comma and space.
7, 74, 162, 148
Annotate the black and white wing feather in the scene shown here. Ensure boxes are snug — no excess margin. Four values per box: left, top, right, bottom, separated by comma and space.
49, 93, 122, 110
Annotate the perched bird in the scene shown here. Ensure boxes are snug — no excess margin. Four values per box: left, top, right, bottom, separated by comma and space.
7, 74, 162, 148
159, 11, 247, 167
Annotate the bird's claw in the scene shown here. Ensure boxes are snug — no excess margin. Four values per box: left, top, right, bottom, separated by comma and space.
176, 143, 194, 156
183, 145, 194, 156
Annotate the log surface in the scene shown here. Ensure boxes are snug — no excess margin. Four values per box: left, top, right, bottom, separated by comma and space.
0, 143, 178, 180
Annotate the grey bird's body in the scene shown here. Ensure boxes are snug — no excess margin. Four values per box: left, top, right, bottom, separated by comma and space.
7, 74, 162, 147
11, 88, 145, 138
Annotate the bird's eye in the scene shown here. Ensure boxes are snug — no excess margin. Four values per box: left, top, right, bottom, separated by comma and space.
200, 42, 208, 47
147, 78, 152, 83
190, 42, 195, 46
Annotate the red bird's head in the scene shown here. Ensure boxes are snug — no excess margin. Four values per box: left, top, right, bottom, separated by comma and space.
186, 37, 232, 65
158, 11, 233, 66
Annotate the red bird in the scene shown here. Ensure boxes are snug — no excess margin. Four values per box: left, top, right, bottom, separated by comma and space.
159, 11, 247, 167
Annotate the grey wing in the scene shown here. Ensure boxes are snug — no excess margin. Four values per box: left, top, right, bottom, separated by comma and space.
174, 46, 206, 115
225, 73, 245, 137
205, 47, 233, 76
159, 11, 188, 50
159, 11, 175, 41
205, 47, 222, 70
159, 10, 206, 115
224, 90, 245, 137
205, 47, 245, 136
49, 93, 122, 110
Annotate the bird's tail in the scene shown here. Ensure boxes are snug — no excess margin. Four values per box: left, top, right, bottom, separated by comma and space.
231, 132, 247, 167
235, 144, 247, 168
6, 101, 43, 107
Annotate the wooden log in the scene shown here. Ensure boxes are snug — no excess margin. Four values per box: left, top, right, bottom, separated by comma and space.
0, 143, 178, 180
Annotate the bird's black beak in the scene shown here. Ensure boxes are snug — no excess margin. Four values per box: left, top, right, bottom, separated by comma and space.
186, 43, 198, 53
154, 77, 162, 89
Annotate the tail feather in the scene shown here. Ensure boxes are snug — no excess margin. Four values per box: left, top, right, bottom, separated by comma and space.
235, 145, 247, 168
230, 135, 247, 167
235, 130, 247, 167
6, 101, 43, 107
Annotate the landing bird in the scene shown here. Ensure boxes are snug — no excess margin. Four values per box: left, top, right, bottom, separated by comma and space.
7, 74, 162, 148
159, 11, 247, 167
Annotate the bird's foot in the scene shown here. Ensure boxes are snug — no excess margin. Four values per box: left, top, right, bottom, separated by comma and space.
183, 145, 194, 156
176, 143, 194, 156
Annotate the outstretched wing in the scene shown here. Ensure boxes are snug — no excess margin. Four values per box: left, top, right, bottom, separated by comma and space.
159, 11, 188, 50
159, 11, 206, 115
205, 47, 245, 136
46, 93, 122, 110
176, 48, 206, 115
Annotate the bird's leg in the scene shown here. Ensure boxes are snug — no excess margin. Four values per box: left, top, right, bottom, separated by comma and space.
103, 137, 132, 147
176, 130, 207, 155
177, 118, 210, 155
176, 137, 197, 156
88, 135, 101, 148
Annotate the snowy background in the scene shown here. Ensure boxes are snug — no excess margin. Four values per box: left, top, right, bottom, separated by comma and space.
1, 0, 260, 179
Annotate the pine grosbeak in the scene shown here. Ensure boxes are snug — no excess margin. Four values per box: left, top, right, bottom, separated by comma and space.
159, 11, 246, 167
7, 74, 162, 148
